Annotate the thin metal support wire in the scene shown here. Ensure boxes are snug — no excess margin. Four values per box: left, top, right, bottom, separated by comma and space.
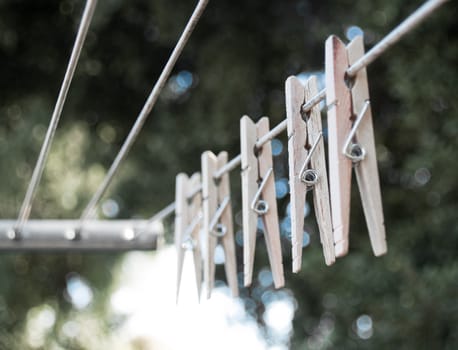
15, 0, 98, 235
182, 213, 202, 243
129, 0, 450, 222
213, 89, 327, 181
213, 155, 242, 180
148, 202, 176, 224
135, 202, 175, 239
302, 88, 327, 114
79, 0, 210, 222
346, 0, 450, 77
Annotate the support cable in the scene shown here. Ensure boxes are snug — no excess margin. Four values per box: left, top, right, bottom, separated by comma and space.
146, 0, 449, 223
15, 0, 98, 237
79, 0, 210, 223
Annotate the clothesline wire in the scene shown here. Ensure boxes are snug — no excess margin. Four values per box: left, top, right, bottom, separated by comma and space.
346, 0, 448, 77
146, 0, 449, 225
79, 0, 210, 223
142, 89, 327, 227
15, 0, 98, 236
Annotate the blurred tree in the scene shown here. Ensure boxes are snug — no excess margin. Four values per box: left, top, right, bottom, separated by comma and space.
0, 0, 456, 348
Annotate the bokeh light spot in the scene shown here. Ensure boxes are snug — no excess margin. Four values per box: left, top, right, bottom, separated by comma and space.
102, 199, 120, 218
176, 70, 193, 90
214, 245, 225, 265
355, 314, 373, 340
285, 201, 310, 218
263, 299, 295, 336
258, 269, 273, 288
302, 231, 310, 247
235, 230, 243, 247
346, 26, 364, 40
414, 167, 431, 186
275, 178, 289, 199
66, 274, 93, 310
271, 139, 283, 156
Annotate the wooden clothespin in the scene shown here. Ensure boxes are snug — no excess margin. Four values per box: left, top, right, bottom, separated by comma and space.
175, 172, 203, 302
240, 116, 284, 288
325, 35, 387, 257
202, 151, 238, 298
285, 75, 335, 271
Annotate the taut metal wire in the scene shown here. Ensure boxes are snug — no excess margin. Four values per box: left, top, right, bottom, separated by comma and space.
15, 0, 98, 235
147, 0, 449, 223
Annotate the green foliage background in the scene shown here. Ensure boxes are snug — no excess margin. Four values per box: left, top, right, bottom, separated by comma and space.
0, 0, 456, 348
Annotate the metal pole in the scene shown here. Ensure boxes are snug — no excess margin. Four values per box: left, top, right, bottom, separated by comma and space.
0, 220, 163, 251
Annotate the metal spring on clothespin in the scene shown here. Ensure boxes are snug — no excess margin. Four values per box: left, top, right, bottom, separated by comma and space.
181, 236, 197, 251
250, 167, 273, 215
209, 196, 230, 237
181, 214, 202, 250
342, 100, 371, 163
299, 132, 323, 188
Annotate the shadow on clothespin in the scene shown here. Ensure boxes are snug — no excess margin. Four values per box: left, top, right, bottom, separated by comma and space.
325, 35, 387, 258
241, 116, 285, 289
286, 75, 335, 271
175, 172, 203, 303
202, 151, 238, 299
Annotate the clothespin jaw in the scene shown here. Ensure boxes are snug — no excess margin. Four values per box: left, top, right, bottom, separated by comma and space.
202, 151, 218, 298
216, 152, 239, 297
174, 172, 203, 303
240, 115, 284, 288
187, 173, 204, 297
175, 173, 189, 302
346, 36, 387, 256
286, 75, 335, 271
286, 76, 309, 272
202, 151, 239, 298
325, 35, 354, 257
326, 34, 387, 258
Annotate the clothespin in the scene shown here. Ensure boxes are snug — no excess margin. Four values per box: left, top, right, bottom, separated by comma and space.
240, 115, 284, 288
202, 151, 238, 298
325, 35, 387, 257
285, 75, 335, 271
175, 172, 203, 302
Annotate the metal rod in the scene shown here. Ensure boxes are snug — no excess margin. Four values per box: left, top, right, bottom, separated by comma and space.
16, 0, 98, 233
187, 184, 203, 200
302, 88, 327, 114
205, 1, 446, 193
116, 0, 451, 222
214, 154, 242, 180
253, 89, 326, 152
256, 120, 288, 150
183, 214, 202, 239
213, 91, 327, 181
0, 220, 162, 251
209, 196, 230, 232
148, 202, 176, 223
80, 0, 209, 222
346, 0, 449, 77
